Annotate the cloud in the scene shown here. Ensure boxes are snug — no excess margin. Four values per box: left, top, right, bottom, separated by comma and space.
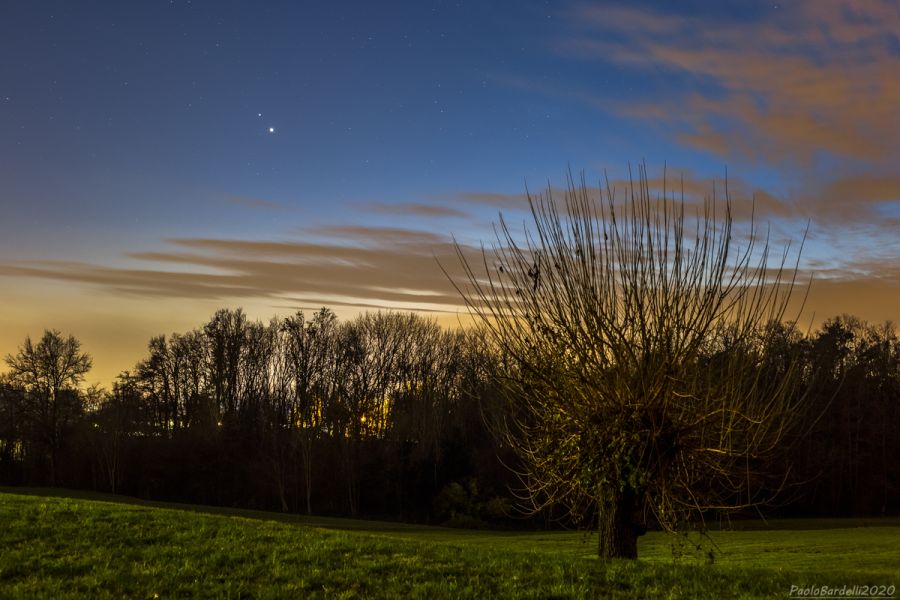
449, 168, 798, 225
440, 169, 796, 225
742, 172, 900, 228
819, 174, 900, 205
0, 210, 896, 327
354, 201, 468, 218
0, 226, 486, 314
545, 0, 900, 275
564, 0, 900, 165
306, 226, 450, 246
451, 191, 532, 211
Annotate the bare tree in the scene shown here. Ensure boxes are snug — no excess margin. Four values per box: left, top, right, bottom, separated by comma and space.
0, 374, 26, 481
204, 309, 248, 428
281, 308, 340, 514
171, 330, 213, 431
138, 335, 176, 434
5, 330, 92, 485
454, 167, 809, 559
88, 373, 144, 494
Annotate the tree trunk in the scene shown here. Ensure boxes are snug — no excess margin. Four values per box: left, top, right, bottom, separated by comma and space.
48, 451, 57, 487
597, 487, 639, 559
342, 439, 359, 516
302, 436, 313, 515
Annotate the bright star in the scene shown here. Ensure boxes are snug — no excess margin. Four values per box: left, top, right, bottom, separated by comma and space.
268, 127, 275, 133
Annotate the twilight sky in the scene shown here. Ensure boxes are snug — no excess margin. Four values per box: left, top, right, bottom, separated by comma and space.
2, 0, 899, 386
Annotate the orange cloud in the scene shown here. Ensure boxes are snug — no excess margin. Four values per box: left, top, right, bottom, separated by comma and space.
567, 1, 900, 164
552, 0, 900, 288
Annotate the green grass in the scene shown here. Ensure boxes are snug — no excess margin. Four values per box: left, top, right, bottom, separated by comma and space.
1, 488, 897, 598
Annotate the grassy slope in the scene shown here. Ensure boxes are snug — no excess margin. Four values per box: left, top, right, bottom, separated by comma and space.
1, 489, 897, 599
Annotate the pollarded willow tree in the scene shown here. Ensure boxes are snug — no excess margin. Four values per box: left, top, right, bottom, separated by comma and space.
454, 166, 810, 559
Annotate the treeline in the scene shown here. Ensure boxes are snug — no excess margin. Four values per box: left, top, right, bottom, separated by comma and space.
1, 310, 898, 523
0, 309, 515, 526
789, 316, 900, 516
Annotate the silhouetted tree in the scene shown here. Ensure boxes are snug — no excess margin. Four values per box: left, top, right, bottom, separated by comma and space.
4, 302, 894, 524
204, 309, 248, 429
455, 168, 810, 558
798, 316, 900, 516
857, 321, 900, 515
277, 308, 340, 513
0, 375, 26, 483
5, 330, 92, 485
86, 373, 145, 494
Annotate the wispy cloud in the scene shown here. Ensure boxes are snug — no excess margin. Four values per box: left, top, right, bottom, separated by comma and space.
306, 226, 450, 246
449, 170, 798, 224
353, 201, 469, 218
450, 191, 532, 211
0, 226, 484, 314
0, 209, 896, 324
564, 0, 900, 166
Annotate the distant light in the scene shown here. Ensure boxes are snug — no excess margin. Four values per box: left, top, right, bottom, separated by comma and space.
268, 127, 275, 133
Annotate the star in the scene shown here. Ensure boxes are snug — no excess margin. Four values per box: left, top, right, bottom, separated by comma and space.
268, 127, 275, 133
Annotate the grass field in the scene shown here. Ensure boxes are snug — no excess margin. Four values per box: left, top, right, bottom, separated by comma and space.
1, 488, 897, 598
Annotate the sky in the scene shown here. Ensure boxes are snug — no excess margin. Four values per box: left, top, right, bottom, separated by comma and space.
1, 0, 899, 386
